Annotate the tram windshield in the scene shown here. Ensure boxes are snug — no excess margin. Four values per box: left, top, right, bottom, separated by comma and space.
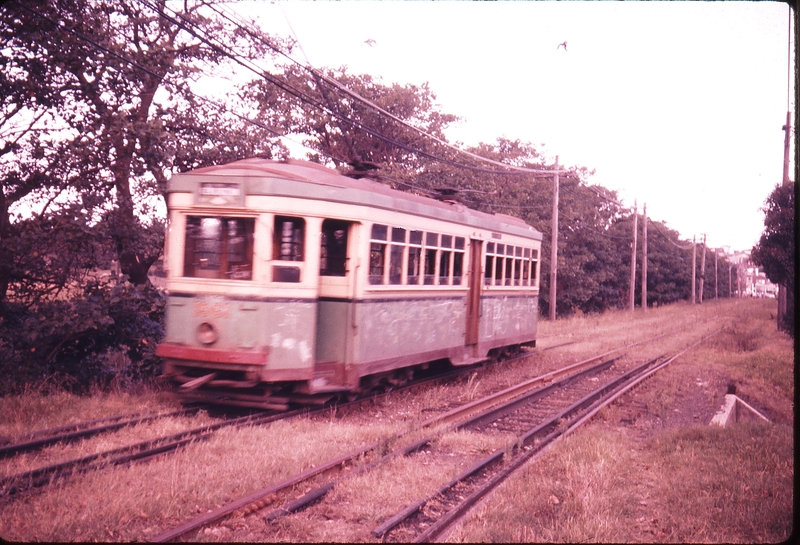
183, 216, 254, 280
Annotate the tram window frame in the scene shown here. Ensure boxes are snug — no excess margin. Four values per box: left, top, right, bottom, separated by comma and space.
369, 223, 388, 285
389, 227, 406, 285
320, 219, 349, 277
482, 242, 540, 289
272, 216, 305, 283
423, 232, 439, 285
452, 237, 465, 285
183, 216, 255, 281
407, 230, 423, 285
366, 225, 467, 288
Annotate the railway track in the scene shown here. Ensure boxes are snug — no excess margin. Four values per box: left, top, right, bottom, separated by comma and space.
0, 408, 302, 498
1, 318, 723, 541
149, 321, 723, 542
0, 351, 517, 499
0, 408, 198, 459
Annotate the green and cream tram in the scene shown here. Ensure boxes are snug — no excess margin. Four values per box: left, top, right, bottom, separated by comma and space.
156, 158, 541, 409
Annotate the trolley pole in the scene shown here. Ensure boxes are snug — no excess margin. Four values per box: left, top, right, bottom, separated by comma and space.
549, 157, 559, 321
641, 203, 647, 311
629, 201, 637, 312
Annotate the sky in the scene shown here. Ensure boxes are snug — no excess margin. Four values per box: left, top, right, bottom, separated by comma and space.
232, 1, 795, 252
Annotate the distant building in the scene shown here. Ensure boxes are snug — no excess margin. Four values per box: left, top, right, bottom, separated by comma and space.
725, 250, 777, 298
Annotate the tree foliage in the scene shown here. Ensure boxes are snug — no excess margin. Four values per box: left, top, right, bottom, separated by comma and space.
751, 183, 795, 334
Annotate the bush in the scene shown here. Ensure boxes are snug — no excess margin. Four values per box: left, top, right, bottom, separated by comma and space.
0, 281, 165, 396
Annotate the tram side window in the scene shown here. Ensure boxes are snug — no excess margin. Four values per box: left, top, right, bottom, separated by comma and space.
439, 235, 452, 285
273, 216, 305, 283
453, 237, 465, 285
320, 219, 349, 277
389, 227, 406, 285
503, 245, 514, 286
424, 232, 439, 285
184, 217, 254, 280
369, 224, 388, 284
484, 242, 495, 286
483, 242, 539, 288
407, 230, 423, 285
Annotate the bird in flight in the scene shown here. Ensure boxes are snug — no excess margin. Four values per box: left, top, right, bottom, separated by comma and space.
557, 41, 568, 51
364, 38, 376, 47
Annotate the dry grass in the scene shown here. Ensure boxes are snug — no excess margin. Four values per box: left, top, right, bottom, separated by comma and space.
448, 298, 794, 543
0, 417, 394, 542
0, 298, 792, 543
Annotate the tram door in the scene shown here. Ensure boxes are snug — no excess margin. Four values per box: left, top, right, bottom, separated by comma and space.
465, 239, 483, 347
315, 220, 358, 384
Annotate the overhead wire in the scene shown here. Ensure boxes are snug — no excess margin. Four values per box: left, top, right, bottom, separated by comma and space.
16, 0, 703, 250
136, 0, 567, 177
210, 1, 567, 176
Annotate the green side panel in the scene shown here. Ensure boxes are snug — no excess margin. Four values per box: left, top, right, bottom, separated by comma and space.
315, 300, 352, 363
354, 298, 466, 363
479, 295, 538, 342
163, 295, 316, 371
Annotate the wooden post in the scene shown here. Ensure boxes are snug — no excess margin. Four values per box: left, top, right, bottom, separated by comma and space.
692, 235, 697, 304
729, 262, 732, 298
714, 248, 718, 299
777, 110, 792, 326
699, 234, 706, 303
641, 203, 647, 311
629, 201, 637, 312
549, 157, 559, 321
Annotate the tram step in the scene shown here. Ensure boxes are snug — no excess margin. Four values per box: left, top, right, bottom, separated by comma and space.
451, 355, 490, 367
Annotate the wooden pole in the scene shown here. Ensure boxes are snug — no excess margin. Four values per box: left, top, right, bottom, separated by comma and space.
629, 201, 637, 312
699, 234, 706, 303
778, 110, 792, 326
729, 262, 732, 298
641, 203, 647, 311
714, 248, 718, 299
692, 235, 697, 304
549, 157, 559, 321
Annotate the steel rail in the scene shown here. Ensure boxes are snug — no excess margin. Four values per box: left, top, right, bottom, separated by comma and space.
149, 319, 718, 541
0, 409, 197, 459
0, 409, 303, 497
372, 354, 661, 539
150, 354, 622, 542
403, 330, 725, 542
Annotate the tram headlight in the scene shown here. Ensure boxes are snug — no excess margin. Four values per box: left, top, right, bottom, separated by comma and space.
197, 322, 218, 345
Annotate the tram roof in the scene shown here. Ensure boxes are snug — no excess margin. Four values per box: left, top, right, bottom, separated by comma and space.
169, 158, 542, 241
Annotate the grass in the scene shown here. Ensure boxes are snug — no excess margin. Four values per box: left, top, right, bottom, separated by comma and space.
0, 298, 792, 542
448, 298, 794, 543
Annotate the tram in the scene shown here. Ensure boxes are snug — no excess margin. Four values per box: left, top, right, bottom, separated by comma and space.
156, 158, 542, 409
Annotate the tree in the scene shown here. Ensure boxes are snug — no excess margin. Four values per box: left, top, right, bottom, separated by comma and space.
0, 0, 291, 391
751, 183, 795, 334
1, 0, 288, 295
246, 65, 460, 181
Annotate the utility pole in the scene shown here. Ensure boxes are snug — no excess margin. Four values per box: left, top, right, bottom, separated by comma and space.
729, 262, 732, 299
629, 201, 637, 312
641, 203, 647, 311
777, 111, 792, 326
777, 5, 792, 326
692, 235, 697, 304
549, 157, 559, 321
699, 234, 707, 303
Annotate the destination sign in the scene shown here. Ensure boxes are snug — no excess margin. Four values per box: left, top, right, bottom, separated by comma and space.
200, 183, 240, 197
